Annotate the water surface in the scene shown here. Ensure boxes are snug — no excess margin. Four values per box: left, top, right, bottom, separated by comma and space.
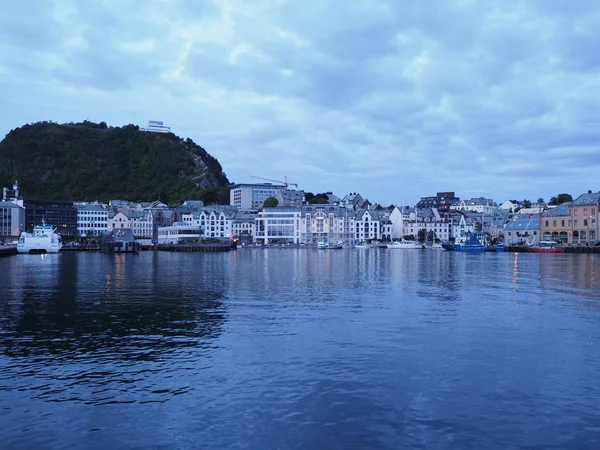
1, 249, 600, 449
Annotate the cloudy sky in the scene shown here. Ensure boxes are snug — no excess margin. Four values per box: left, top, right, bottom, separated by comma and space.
1, 0, 599, 205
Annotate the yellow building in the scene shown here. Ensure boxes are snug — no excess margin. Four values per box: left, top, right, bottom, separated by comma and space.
541, 191, 599, 245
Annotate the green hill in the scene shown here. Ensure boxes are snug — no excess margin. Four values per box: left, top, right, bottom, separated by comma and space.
0, 121, 230, 204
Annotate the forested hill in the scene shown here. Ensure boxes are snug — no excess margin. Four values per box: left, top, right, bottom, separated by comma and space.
0, 121, 230, 203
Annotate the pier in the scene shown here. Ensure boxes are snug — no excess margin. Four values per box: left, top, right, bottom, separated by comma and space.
0, 246, 17, 257
155, 243, 236, 252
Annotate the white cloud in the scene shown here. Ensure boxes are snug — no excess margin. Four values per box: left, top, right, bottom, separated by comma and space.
1, 0, 600, 204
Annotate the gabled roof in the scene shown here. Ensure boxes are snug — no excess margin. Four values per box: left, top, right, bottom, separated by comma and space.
0, 201, 23, 209
542, 202, 571, 217
504, 215, 540, 231
572, 192, 600, 206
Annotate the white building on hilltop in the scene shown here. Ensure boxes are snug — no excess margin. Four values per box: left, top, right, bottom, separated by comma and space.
143, 120, 171, 133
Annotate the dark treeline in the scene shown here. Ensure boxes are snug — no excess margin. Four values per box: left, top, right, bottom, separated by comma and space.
0, 121, 230, 204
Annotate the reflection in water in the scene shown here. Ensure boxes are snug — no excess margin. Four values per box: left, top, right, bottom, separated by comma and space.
1, 249, 600, 449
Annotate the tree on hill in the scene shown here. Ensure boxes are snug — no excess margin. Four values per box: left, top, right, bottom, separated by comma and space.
0, 121, 230, 204
263, 197, 279, 208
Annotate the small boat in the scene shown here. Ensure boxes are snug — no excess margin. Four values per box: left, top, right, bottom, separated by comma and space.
317, 241, 329, 249
387, 240, 425, 249
426, 242, 444, 249
354, 242, 369, 249
529, 240, 564, 253
441, 242, 456, 251
17, 220, 63, 254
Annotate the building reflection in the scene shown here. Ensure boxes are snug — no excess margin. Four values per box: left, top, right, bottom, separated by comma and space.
0, 252, 227, 360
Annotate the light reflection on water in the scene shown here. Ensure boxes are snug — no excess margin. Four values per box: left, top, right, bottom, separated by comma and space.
1, 249, 600, 449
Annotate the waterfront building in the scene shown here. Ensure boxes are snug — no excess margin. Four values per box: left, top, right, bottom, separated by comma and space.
540, 191, 600, 245
0, 182, 25, 241
255, 207, 302, 244
353, 209, 388, 242
301, 205, 348, 244
108, 211, 132, 230
230, 183, 286, 212
503, 214, 539, 246
231, 213, 257, 245
178, 205, 237, 239
541, 202, 571, 243
0, 201, 25, 242
22, 197, 78, 238
413, 208, 453, 242
568, 191, 599, 245
157, 222, 203, 245
127, 210, 153, 239
75, 202, 108, 236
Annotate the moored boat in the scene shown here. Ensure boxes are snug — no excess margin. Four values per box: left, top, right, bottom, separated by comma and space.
387, 240, 424, 249
529, 241, 564, 253
16, 221, 63, 254
454, 232, 488, 253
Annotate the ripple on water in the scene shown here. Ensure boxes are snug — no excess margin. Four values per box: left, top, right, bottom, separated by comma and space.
1, 250, 600, 449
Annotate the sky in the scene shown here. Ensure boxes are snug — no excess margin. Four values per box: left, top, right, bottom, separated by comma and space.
1, 0, 600, 206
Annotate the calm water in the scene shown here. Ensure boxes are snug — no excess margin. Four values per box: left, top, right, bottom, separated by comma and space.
1, 249, 600, 449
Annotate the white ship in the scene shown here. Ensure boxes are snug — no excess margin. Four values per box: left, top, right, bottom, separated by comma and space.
17, 221, 63, 254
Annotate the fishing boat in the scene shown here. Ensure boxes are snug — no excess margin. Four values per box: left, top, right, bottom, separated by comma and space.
529, 240, 564, 253
16, 220, 63, 254
454, 232, 489, 253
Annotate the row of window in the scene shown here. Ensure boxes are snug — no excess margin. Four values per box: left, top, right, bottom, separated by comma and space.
545, 219, 597, 227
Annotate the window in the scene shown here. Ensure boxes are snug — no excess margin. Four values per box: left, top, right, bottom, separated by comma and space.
584, 219, 588, 226
553, 220, 557, 227
584, 208, 588, 216
561, 220, 565, 227
574, 219, 578, 227
545, 220, 549, 227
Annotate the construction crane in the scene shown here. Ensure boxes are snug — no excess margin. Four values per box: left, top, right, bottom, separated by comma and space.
249, 175, 298, 188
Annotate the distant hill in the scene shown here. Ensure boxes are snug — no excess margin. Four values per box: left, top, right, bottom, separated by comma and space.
0, 121, 230, 204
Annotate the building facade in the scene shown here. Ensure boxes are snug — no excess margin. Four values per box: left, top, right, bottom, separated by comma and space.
0, 201, 25, 241
76, 203, 109, 236
230, 183, 286, 212
23, 197, 78, 237
540, 192, 600, 244
255, 208, 302, 244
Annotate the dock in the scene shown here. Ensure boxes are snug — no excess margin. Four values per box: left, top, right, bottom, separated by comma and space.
155, 243, 236, 252
0, 246, 17, 257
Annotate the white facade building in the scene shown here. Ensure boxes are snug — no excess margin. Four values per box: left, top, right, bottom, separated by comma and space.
76, 203, 108, 236
256, 208, 302, 244
157, 223, 203, 244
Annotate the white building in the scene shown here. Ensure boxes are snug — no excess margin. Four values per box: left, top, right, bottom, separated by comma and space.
255, 208, 302, 244
143, 120, 171, 133
76, 203, 108, 236
451, 197, 497, 215
230, 183, 286, 212
158, 223, 203, 244
108, 211, 131, 230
